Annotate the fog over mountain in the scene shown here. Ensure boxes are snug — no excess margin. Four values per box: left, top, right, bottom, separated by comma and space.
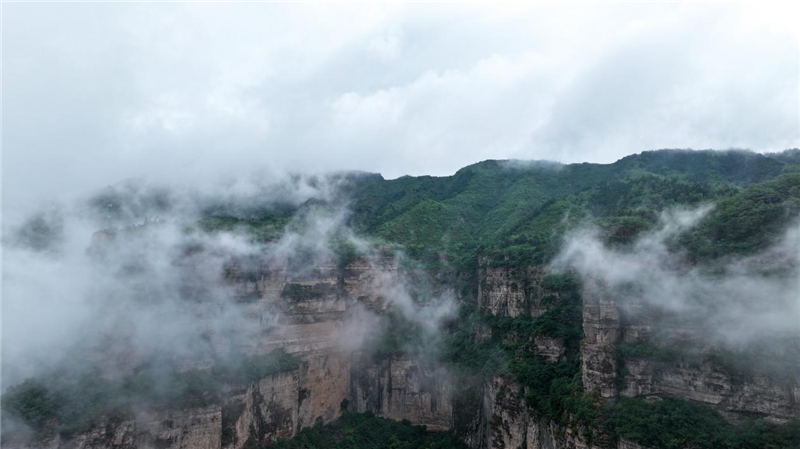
554, 207, 800, 346
3, 3, 800, 449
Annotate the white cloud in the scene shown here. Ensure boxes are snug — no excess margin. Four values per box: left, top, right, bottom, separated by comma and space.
552, 208, 800, 347
2, 2, 798, 217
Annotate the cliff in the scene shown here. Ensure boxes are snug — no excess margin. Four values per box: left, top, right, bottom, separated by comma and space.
581, 280, 800, 423
464, 261, 800, 448
5, 253, 454, 449
8, 255, 799, 449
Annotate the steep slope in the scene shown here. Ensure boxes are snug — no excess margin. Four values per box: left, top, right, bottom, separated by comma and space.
4, 149, 800, 449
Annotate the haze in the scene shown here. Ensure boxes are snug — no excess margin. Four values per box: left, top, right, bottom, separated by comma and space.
3, 2, 799, 217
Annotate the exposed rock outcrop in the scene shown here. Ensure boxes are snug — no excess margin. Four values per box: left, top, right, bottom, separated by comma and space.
9, 255, 798, 449
349, 354, 453, 431
580, 277, 800, 422
478, 261, 554, 318
618, 356, 800, 421
580, 279, 620, 399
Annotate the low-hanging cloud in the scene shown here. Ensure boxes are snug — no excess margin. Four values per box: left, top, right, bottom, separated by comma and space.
552, 207, 800, 348
2, 175, 459, 391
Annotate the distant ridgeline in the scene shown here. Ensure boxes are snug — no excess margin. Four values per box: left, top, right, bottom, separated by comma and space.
199, 148, 800, 267
5, 149, 800, 449
197, 149, 800, 448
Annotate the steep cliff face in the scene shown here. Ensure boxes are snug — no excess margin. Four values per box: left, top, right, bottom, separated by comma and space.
477, 261, 569, 363
478, 261, 552, 318
349, 354, 453, 431
7, 253, 459, 449
11, 254, 798, 449
4, 406, 223, 449
222, 253, 457, 441
580, 277, 800, 422
469, 262, 598, 449
471, 264, 800, 448
224, 370, 299, 449
580, 279, 620, 399
483, 375, 583, 449
223, 254, 392, 355
471, 375, 650, 449
618, 359, 800, 420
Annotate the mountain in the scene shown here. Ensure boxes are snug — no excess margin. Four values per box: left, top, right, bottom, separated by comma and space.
4, 149, 800, 449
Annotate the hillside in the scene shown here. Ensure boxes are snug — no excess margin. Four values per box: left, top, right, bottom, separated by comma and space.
203, 149, 800, 266
4, 149, 800, 449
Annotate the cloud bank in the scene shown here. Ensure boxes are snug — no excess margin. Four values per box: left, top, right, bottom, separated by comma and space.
3, 2, 799, 215
553, 207, 800, 348
1, 178, 457, 391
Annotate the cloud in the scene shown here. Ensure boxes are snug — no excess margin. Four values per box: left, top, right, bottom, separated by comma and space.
1, 177, 458, 390
552, 207, 800, 347
3, 2, 799, 217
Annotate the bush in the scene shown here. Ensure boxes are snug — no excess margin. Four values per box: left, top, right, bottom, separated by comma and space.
607, 397, 800, 449
1, 350, 300, 440
267, 412, 468, 449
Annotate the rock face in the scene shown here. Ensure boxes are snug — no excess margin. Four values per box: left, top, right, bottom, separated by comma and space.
8, 254, 458, 449
10, 256, 799, 449
533, 336, 567, 363
580, 279, 620, 399
469, 266, 800, 448
478, 260, 555, 318
619, 359, 800, 420
223, 253, 394, 355
473, 375, 650, 449
350, 354, 453, 431
5, 407, 223, 449
483, 376, 583, 449
137, 406, 223, 449
224, 370, 300, 449
580, 277, 800, 422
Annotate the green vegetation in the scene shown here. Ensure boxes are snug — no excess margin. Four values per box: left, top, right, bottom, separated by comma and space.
372, 311, 427, 361
1, 350, 300, 440
615, 341, 683, 364
344, 150, 799, 267
11, 149, 800, 447
198, 214, 291, 242
267, 412, 467, 449
679, 173, 800, 260
375, 199, 472, 258
607, 397, 800, 449
611, 341, 800, 447
611, 149, 788, 185
194, 150, 800, 271
349, 150, 800, 447
442, 273, 604, 438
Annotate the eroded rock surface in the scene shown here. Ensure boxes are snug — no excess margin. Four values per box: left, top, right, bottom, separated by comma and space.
11, 257, 799, 449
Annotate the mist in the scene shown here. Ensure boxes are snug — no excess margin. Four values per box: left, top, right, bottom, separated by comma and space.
1, 175, 458, 393
3, 2, 800, 446
552, 207, 800, 348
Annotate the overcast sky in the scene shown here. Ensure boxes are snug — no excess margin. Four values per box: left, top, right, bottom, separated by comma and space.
3, 2, 799, 212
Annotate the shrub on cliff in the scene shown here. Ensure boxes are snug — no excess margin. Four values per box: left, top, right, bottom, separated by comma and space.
267, 412, 467, 449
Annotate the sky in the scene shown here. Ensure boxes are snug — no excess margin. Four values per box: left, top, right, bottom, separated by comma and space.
2, 2, 799, 214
